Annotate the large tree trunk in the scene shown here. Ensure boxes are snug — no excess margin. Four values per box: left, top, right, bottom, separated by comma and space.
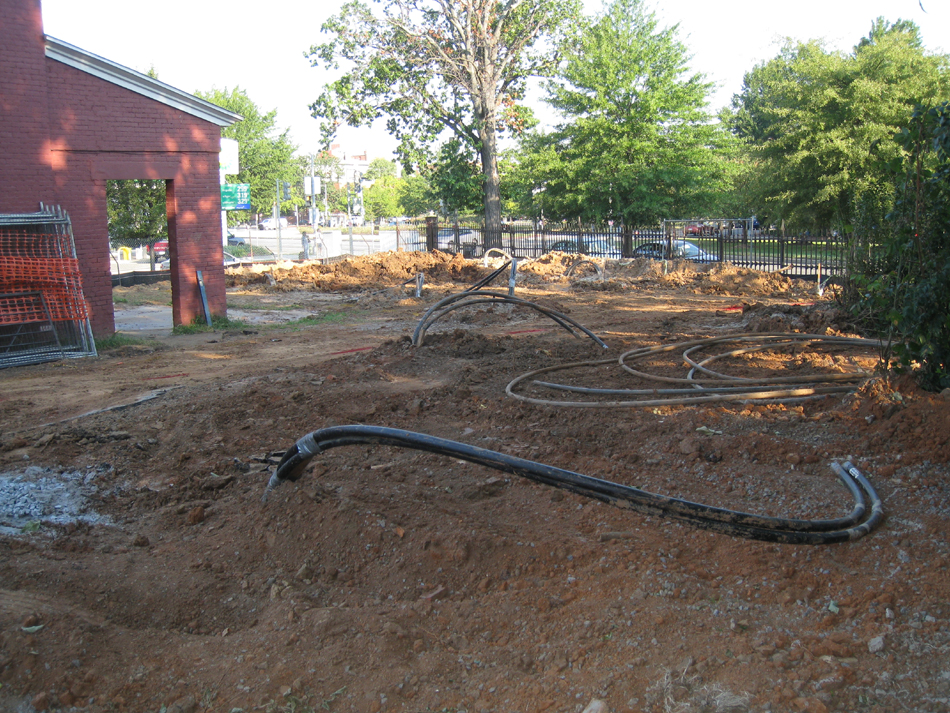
479, 120, 503, 250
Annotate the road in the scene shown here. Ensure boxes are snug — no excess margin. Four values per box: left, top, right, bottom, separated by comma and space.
231, 227, 402, 260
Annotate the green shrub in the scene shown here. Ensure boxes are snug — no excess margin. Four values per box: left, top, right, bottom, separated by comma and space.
847, 102, 950, 391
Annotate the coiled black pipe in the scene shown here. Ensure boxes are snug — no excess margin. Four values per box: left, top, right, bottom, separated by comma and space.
265, 425, 883, 545
466, 261, 511, 292
411, 290, 608, 349
507, 333, 879, 408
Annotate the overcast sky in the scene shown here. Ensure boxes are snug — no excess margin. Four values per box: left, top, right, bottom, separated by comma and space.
42, 0, 949, 161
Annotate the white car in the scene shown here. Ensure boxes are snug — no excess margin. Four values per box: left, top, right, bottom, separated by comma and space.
259, 217, 289, 230
159, 251, 240, 270
631, 240, 716, 263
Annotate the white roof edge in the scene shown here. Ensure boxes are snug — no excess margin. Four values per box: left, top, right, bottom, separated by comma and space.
44, 36, 242, 128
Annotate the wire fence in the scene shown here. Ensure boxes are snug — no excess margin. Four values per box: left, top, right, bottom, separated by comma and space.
108, 215, 854, 285
0, 205, 97, 368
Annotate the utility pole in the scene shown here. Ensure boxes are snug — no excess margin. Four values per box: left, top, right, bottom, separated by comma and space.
275, 179, 282, 260
356, 171, 365, 224
305, 155, 318, 260
347, 183, 354, 254
309, 155, 316, 228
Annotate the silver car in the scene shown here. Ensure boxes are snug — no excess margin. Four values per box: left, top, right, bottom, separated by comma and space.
632, 240, 716, 263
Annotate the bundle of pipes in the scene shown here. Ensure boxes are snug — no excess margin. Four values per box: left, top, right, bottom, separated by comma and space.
507, 333, 880, 408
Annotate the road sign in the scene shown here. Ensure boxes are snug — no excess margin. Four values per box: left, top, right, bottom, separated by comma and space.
221, 183, 251, 210
220, 138, 240, 175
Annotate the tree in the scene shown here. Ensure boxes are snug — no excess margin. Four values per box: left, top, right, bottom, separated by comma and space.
509, 0, 735, 226
728, 19, 950, 232
365, 158, 397, 181
309, 0, 580, 246
425, 138, 484, 216
363, 175, 403, 221
106, 179, 167, 265
196, 87, 298, 220
398, 174, 438, 217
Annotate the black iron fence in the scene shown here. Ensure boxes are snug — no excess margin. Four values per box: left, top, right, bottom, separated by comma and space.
396, 218, 852, 281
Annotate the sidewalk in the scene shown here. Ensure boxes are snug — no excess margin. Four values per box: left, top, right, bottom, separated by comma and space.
111, 257, 163, 275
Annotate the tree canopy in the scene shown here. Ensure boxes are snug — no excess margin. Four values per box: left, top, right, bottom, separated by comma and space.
309, 0, 580, 244
398, 174, 438, 217
106, 179, 167, 257
424, 138, 484, 216
507, 0, 735, 225
364, 158, 396, 181
197, 87, 298, 219
363, 174, 402, 221
727, 19, 950, 232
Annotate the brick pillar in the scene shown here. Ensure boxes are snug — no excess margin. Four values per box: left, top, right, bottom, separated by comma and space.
167, 176, 228, 328
0, 0, 56, 211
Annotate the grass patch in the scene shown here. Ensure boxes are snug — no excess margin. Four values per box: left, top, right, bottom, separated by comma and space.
277, 311, 350, 329
95, 333, 152, 351
172, 314, 251, 335
227, 244, 276, 260
227, 298, 304, 311
112, 284, 173, 307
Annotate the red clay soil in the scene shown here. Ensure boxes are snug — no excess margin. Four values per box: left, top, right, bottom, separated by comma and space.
1, 251, 948, 713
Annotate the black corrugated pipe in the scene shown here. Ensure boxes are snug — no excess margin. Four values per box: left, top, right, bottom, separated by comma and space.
265, 425, 883, 545
411, 290, 608, 349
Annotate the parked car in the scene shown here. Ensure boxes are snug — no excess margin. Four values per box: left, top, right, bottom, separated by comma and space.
632, 240, 716, 263
151, 240, 169, 259
685, 222, 719, 237
259, 217, 289, 230
159, 250, 242, 270
227, 231, 246, 246
436, 228, 477, 251
549, 240, 577, 252
547, 238, 619, 256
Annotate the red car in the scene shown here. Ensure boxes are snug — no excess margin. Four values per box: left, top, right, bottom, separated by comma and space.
685, 222, 717, 236
150, 240, 169, 258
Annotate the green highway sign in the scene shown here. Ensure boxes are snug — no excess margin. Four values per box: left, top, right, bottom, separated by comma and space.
221, 183, 251, 210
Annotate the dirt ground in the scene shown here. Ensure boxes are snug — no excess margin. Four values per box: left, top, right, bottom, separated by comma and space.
1, 251, 949, 713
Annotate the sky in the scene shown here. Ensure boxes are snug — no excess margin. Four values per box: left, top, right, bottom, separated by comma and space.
41, 0, 950, 163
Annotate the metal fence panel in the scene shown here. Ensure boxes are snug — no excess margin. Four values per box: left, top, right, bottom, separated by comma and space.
397, 218, 849, 280
0, 205, 98, 368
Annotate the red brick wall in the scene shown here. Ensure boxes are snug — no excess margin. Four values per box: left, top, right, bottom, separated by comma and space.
45, 62, 220, 154
0, 0, 56, 210
0, 0, 228, 336
46, 62, 226, 334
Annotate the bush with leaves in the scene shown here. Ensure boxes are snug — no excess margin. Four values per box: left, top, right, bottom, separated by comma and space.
848, 102, 950, 391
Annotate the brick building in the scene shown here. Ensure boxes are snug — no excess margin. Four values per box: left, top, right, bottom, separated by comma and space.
0, 0, 240, 335
329, 144, 371, 186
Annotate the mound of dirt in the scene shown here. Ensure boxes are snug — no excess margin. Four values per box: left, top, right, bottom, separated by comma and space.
1, 252, 948, 713
224, 252, 819, 305
737, 302, 852, 334
227, 251, 495, 293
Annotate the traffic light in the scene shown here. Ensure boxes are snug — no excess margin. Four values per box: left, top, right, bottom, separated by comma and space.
281, 182, 291, 200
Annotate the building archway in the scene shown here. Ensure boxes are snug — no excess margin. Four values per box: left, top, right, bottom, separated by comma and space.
0, 0, 241, 336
